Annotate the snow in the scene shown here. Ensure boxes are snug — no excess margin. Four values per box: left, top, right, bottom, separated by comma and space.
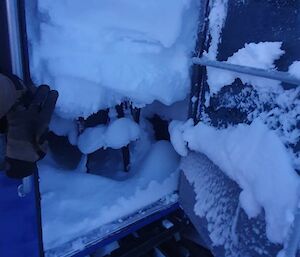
40, 140, 180, 250
206, 42, 285, 94
170, 118, 300, 243
181, 153, 276, 257
78, 118, 140, 154
26, 0, 199, 119
168, 119, 193, 156
23, 5, 194, 252
22, 0, 299, 254
289, 61, 300, 79
206, 0, 229, 59
258, 88, 300, 171
49, 114, 78, 145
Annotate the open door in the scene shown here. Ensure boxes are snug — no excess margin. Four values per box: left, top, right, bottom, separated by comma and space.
179, 1, 300, 257
15, 1, 200, 256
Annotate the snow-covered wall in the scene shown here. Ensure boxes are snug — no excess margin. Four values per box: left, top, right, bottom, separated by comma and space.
26, 0, 200, 119
24, 3, 200, 252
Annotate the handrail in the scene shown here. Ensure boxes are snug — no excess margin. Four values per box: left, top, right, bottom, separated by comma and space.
193, 56, 300, 86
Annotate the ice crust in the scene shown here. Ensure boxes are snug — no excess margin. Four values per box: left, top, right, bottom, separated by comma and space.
26, 0, 199, 119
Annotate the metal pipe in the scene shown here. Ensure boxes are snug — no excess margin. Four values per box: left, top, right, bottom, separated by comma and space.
192, 56, 300, 86
6, 0, 23, 79
5, 0, 31, 196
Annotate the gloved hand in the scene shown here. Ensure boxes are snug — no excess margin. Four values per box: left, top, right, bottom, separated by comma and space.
5, 85, 58, 178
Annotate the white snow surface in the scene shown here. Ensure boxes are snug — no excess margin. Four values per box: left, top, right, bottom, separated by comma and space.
289, 61, 300, 79
170, 118, 300, 243
26, 0, 199, 119
207, 42, 285, 94
168, 119, 193, 156
49, 114, 78, 145
40, 140, 180, 250
206, 0, 229, 59
78, 118, 140, 154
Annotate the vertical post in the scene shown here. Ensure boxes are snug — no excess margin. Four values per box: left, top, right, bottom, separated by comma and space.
2, 0, 44, 256
5, 0, 23, 79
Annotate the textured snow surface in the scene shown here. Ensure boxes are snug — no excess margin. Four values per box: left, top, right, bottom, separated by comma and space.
26, 0, 199, 119
258, 89, 300, 171
207, 42, 285, 94
171, 119, 300, 243
181, 153, 281, 257
40, 141, 180, 250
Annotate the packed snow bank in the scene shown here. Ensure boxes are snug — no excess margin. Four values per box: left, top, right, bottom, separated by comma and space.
207, 42, 285, 94
78, 118, 140, 154
39, 140, 180, 250
170, 119, 300, 243
26, 0, 199, 119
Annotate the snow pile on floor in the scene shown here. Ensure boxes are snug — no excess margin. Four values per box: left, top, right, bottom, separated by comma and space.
170, 118, 300, 243
206, 42, 285, 94
78, 118, 140, 154
26, 0, 199, 119
40, 140, 180, 250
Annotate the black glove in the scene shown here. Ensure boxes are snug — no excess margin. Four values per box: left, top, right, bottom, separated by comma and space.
5, 85, 58, 178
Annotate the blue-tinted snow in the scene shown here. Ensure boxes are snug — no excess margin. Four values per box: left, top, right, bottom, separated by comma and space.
39, 141, 180, 250
26, 0, 199, 119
